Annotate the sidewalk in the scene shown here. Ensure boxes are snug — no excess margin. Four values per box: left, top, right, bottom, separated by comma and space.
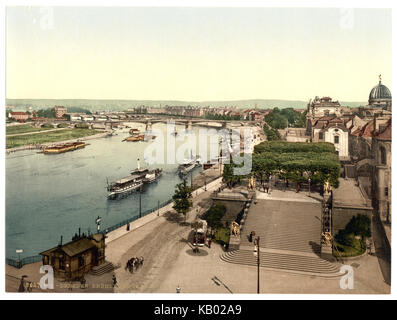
105, 176, 223, 245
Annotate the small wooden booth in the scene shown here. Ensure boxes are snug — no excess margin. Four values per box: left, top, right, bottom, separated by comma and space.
40, 233, 106, 280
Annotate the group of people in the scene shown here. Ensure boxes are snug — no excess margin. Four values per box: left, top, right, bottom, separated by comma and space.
125, 256, 144, 273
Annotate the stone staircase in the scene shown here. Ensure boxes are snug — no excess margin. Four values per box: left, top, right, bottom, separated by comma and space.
221, 197, 341, 277
221, 249, 340, 277
90, 262, 114, 276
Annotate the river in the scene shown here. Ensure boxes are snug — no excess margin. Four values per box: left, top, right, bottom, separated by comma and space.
5, 122, 222, 259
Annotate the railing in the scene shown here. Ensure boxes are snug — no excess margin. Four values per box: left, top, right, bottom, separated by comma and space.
103, 198, 174, 234
6, 255, 43, 269
6, 198, 175, 268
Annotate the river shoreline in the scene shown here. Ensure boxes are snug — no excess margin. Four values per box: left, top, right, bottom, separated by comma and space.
5, 130, 112, 153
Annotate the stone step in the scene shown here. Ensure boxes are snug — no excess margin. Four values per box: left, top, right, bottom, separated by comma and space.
90, 262, 114, 276
220, 250, 340, 276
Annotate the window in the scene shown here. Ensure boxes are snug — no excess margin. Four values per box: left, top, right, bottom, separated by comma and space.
334, 135, 339, 144
385, 187, 389, 197
380, 147, 387, 165
319, 132, 323, 140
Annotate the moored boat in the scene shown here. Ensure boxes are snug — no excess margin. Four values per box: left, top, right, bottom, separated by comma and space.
107, 176, 143, 199
123, 134, 156, 142
143, 168, 162, 183
178, 156, 201, 175
43, 141, 86, 154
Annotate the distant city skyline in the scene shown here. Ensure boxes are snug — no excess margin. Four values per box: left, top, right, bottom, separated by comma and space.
6, 7, 392, 101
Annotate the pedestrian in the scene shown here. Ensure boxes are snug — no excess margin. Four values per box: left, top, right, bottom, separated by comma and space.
112, 274, 118, 288
126, 223, 130, 231
208, 238, 212, 248
80, 277, 86, 289
249, 231, 253, 242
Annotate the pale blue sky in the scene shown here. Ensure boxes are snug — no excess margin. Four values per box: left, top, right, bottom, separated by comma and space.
6, 7, 392, 101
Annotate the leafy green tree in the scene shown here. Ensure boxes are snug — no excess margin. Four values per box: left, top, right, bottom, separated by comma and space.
223, 159, 240, 188
263, 123, 281, 141
172, 179, 193, 222
37, 108, 56, 118
344, 214, 371, 239
204, 204, 226, 229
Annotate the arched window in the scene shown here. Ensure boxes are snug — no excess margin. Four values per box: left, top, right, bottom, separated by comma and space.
380, 146, 387, 165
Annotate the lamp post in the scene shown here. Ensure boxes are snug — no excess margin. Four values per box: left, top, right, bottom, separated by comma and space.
139, 184, 142, 218
253, 236, 260, 294
308, 178, 311, 197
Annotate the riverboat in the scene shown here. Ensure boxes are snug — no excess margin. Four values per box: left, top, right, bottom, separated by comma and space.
143, 168, 162, 184
178, 156, 202, 175
43, 141, 86, 154
107, 175, 143, 199
123, 134, 156, 142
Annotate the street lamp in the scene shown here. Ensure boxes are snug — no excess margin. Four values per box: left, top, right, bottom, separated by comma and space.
253, 236, 260, 294
308, 178, 311, 197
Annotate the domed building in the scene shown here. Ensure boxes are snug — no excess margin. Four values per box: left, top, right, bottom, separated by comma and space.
359, 75, 392, 118
368, 75, 392, 109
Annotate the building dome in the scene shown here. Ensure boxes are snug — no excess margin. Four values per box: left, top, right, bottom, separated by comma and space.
369, 76, 392, 105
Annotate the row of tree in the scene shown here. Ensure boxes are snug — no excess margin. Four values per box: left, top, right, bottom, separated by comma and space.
203, 114, 242, 121
264, 107, 306, 129
224, 141, 341, 188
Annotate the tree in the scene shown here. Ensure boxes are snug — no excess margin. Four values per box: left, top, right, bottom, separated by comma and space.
204, 204, 226, 229
172, 179, 193, 222
223, 159, 240, 188
263, 123, 281, 141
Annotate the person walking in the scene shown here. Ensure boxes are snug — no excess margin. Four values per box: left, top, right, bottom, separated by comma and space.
112, 274, 118, 288
208, 238, 212, 248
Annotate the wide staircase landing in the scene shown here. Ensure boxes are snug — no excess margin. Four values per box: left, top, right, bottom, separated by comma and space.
221, 194, 340, 277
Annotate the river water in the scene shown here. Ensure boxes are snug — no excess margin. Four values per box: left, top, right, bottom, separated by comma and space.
6, 123, 222, 259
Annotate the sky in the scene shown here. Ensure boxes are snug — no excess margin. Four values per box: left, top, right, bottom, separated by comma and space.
6, 6, 392, 101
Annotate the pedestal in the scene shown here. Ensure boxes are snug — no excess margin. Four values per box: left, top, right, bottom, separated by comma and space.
321, 243, 335, 262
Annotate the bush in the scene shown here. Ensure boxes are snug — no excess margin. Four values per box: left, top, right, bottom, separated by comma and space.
334, 214, 371, 257
57, 123, 69, 128
214, 227, 230, 245
41, 123, 54, 129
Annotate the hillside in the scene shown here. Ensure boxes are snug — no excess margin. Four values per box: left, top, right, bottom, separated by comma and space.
6, 98, 366, 112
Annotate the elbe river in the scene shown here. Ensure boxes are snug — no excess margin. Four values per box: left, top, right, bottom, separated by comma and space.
6, 123, 221, 259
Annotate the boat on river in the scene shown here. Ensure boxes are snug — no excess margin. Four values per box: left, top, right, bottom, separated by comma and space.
123, 133, 156, 142
178, 156, 202, 176
108, 159, 162, 199
43, 141, 86, 154
107, 175, 143, 199
143, 168, 162, 183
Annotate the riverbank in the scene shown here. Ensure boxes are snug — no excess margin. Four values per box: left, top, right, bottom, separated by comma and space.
105, 173, 223, 245
106, 176, 223, 292
5, 129, 111, 153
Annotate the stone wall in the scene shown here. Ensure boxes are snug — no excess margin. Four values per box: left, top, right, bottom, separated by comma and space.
213, 199, 246, 227
332, 205, 373, 235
